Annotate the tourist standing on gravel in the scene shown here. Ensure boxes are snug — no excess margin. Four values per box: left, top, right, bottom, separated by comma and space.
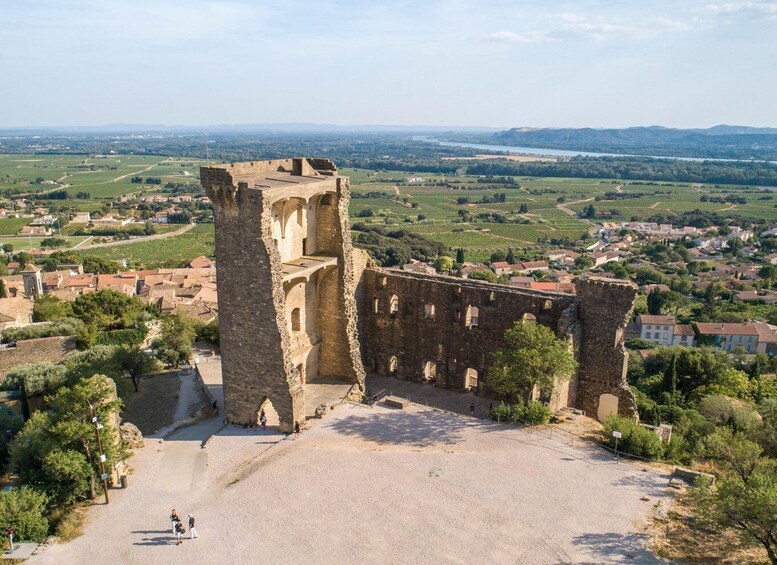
170, 509, 180, 535
294, 421, 300, 438
175, 520, 185, 545
188, 514, 198, 539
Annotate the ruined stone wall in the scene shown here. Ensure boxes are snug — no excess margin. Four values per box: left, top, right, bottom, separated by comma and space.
575, 278, 639, 419
204, 159, 365, 430
315, 178, 365, 390
361, 269, 578, 410
206, 181, 301, 432
0, 336, 77, 379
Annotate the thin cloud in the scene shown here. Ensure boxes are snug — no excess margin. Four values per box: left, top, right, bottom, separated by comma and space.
706, 1, 777, 16
485, 30, 554, 44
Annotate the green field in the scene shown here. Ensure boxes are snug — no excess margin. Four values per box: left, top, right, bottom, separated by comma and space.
343, 172, 777, 262
0, 217, 33, 235
2, 156, 775, 266
74, 229, 215, 266
0, 235, 90, 251
0, 154, 206, 200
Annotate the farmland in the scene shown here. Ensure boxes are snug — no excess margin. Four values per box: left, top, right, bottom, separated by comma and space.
344, 169, 776, 262
0, 154, 775, 266
0, 154, 206, 200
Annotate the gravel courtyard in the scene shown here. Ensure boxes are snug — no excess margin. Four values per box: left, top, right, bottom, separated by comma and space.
31, 403, 669, 564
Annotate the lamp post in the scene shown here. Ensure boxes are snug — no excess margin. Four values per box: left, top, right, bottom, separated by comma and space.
87, 400, 110, 504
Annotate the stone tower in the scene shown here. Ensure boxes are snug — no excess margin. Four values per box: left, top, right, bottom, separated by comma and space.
201, 158, 365, 432
21, 263, 42, 297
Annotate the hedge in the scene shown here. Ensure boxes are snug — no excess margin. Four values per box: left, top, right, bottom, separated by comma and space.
94, 326, 148, 347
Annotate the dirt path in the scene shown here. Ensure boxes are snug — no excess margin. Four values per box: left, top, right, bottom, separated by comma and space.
556, 197, 595, 226
718, 204, 737, 211
78, 223, 195, 250
103, 158, 172, 184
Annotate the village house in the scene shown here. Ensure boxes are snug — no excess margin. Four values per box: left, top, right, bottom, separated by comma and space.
401, 261, 436, 275
734, 290, 777, 304
695, 322, 777, 354
637, 314, 676, 347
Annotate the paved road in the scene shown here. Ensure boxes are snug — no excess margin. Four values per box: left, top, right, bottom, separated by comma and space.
75, 223, 196, 249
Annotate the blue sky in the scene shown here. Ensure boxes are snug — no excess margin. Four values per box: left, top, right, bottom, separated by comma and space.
2, 0, 776, 128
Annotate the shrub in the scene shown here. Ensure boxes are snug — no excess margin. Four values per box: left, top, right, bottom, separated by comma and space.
488, 400, 552, 425
1, 363, 69, 397
625, 338, 659, 350
698, 395, 762, 434
522, 400, 552, 425
0, 487, 49, 542
2, 317, 84, 343
94, 326, 148, 347
603, 415, 664, 459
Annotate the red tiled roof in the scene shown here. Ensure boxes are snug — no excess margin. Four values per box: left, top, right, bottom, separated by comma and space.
695, 323, 759, 336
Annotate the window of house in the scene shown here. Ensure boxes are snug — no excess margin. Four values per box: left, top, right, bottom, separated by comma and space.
389, 356, 398, 374
291, 308, 301, 331
373, 298, 379, 314
424, 304, 435, 319
380, 276, 387, 287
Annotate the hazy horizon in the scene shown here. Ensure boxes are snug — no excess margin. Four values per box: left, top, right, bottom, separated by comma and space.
2, 1, 776, 129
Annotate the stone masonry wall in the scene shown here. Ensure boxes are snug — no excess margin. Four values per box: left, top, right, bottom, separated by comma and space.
206, 180, 301, 432
362, 269, 579, 411
0, 336, 77, 379
576, 278, 639, 419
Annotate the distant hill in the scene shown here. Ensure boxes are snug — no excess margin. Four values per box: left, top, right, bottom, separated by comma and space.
489, 125, 777, 160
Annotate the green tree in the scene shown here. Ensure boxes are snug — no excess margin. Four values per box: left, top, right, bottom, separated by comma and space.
81, 256, 119, 275
71, 290, 144, 330
574, 256, 594, 270
117, 346, 161, 392
1, 244, 14, 254
0, 487, 49, 542
433, 256, 453, 273
32, 294, 72, 322
691, 431, 777, 563
488, 321, 577, 400
152, 314, 196, 368
11, 375, 124, 504
455, 248, 465, 264
0, 280, 6, 299
0, 406, 24, 467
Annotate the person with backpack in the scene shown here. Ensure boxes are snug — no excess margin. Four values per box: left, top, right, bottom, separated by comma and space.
175, 520, 185, 545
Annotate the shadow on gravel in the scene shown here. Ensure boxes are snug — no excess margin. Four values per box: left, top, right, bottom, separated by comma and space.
568, 532, 663, 564
328, 409, 471, 446
131, 531, 177, 546
613, 472, 670, 499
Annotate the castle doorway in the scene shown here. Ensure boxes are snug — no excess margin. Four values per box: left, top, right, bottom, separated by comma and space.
423, 361, 437, 383
256, 397, 280, 428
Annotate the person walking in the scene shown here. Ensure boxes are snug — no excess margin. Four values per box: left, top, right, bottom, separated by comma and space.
170, 509, 180, 535
188, 514, 198, 539
294, 421, 300, 439
260, 413, 267, 430
175, 520, 185, 545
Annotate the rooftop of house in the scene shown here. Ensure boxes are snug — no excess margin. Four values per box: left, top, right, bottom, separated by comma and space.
695, 322, 760, 336
674, 324, 695, 336
637, 314, 676, 325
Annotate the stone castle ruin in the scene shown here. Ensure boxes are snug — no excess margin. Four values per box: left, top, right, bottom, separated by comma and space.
203, 159, 638, 432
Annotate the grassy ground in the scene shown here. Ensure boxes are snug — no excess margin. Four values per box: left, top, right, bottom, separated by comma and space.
120, 371, 181, 436
0, 217, 33, 235
75, 230, 215, 266
0, 154, 206, 200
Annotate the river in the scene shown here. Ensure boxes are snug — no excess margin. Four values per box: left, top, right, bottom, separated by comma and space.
414, 136, 775, 164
